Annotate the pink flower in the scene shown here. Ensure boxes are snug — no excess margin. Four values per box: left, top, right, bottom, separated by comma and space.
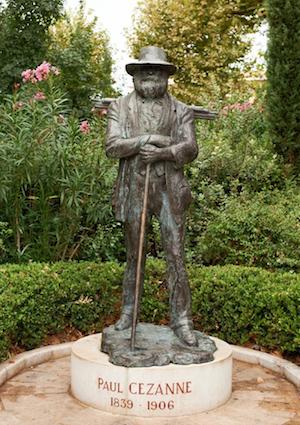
80, 120, 91, 134
221, 100, 254, 115
21, 69, 34, 82
21, 62, 60, 84
35, 61, 51, 81
33, 91, 46, 101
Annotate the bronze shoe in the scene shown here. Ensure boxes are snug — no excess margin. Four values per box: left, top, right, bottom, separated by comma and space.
114, 313, 132, 331
174, 325, 198, 346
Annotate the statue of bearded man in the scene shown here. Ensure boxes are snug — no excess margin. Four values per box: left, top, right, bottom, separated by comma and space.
105, 46, 198, 346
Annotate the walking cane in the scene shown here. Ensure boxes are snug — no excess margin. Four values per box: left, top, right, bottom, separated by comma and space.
130, 163, 151, 351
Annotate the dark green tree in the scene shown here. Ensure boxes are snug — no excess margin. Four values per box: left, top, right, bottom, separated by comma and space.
0, 0, 63, 95
266, 0, 300, 173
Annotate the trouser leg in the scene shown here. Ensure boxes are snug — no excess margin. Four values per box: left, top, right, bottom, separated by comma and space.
121, 216, 147, 316
158, 192, 193, 330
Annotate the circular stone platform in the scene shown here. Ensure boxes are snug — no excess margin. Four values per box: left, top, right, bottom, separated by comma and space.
0, 344, 300, 424
71, 333, 232, 417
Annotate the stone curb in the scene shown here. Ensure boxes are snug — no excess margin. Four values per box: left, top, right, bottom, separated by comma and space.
0, 342, 73, 387
0, 341, 299, 389
231, 345, 300, 389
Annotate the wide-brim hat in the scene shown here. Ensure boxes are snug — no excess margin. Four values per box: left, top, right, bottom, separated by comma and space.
126, 46, 176, 76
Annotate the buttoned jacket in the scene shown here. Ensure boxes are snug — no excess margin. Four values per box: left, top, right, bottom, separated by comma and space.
105, 91, 198, 222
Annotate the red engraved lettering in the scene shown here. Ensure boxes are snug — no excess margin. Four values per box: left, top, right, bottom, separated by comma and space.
175, 382, 185, 394
146, 383, 155, 395
129, 382, 137, 394
98, 378, 104, 389
186, 381, 192, 393
108, 381, 123, 393
165, 383, 175, 395
154, 384, 163, 395
138, 383, 145, 395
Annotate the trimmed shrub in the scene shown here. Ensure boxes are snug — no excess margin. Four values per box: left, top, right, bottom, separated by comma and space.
190, 266, 300, 352
0, 261, 123, 359
0, 260, 299, 361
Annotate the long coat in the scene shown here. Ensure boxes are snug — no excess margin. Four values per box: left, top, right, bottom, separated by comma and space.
105, 91, 198, 223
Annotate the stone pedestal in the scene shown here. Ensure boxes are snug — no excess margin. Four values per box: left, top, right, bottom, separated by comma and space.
71, 333, 232, 417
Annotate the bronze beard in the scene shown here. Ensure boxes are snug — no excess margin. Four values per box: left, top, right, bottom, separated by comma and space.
133, 74, 168, 99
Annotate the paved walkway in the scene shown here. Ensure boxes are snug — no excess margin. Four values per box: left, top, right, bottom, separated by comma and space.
0, 356, 299, 424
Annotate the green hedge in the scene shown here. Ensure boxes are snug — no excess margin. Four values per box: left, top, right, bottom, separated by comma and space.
0, 260, 299, 361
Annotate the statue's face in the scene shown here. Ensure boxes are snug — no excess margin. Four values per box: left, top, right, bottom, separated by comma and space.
133, 66, 169, 99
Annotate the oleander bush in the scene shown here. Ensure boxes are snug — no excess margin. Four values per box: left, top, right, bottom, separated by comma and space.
0, 260, 299, 361
0, 66, 117, 263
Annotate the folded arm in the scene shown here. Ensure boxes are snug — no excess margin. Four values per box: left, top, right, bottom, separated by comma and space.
106, 99, 198, 166
141, 106, 198, 166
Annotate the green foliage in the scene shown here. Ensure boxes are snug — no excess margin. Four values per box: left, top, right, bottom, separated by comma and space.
1, 82, 298, 272
129, 0, 265, 103
48, 3, 116, 117
189, 188, 300, 270
80, 222, 126, 262
183, 92, 300, 270
191, 91, 283, 194
0, 0, 63, 95
0, 75, 117, 262
0, 260, 299, 361
190, 265, 300, 351
266, 0, 300, 173
0, 261, 123, 359
0, 222, 12, 260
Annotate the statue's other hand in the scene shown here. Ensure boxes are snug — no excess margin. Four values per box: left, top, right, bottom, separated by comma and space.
140, 145, 164, 163
148, 135, 172, 148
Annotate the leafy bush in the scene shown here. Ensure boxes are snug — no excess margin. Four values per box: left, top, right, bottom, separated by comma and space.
0, 261, 123, 359
0, 222, 12, 260
190, 265, 300, 352
191, 91, 284, 194
187, 187, 300, 271
0, 260, 299, 361
184, 93, 299, 270
0, 70, 118, 262
80, 222, 125, 262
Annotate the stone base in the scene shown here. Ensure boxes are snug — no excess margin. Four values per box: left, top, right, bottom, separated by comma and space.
71, 333, 232, 417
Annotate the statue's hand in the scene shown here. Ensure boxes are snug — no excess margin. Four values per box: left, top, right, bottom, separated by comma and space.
140, 145, 173, 163
147, 135, 172, 148
140, 145, 164, 163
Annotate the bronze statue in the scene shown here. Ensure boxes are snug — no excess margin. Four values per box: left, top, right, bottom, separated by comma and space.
105, 46, 198, 348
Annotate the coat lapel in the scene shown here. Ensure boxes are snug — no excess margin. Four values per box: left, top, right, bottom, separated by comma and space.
170, 95, 178, 144
126, 92, 138, 137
